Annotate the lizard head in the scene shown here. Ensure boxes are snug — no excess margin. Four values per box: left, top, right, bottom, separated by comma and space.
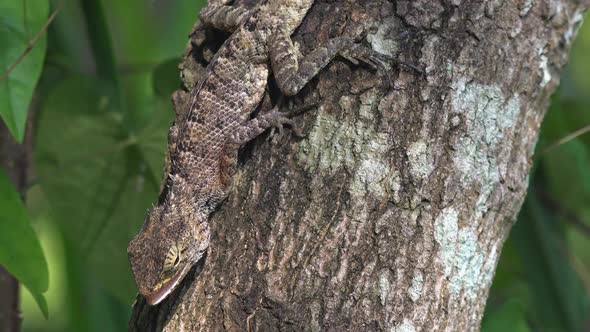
127, 203, 209, 305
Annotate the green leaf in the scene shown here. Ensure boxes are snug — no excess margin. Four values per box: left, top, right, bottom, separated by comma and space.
512, 192, 589, 332
152, 58, 181, 98
486, 235, 531, 306
35, 76, 172, 303
540, 102, 590, 213
0, 0, 49, 142
482, 299, 531, 332
542, 138, 590, 212
0, 169, 49, 318
566, 208, 590, 284
484, 231, 534, 332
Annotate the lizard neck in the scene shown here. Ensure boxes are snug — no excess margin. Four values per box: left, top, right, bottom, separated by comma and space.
164, 174, 193, 205
165, 173, 222, 217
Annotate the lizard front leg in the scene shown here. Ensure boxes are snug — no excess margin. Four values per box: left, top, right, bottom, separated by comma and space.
228, 103, 303, 146
270, 31, 389, 97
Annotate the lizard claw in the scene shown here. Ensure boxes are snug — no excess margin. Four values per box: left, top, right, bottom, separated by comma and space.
267, 97, 315, 140
339, 43, 424, 76
270, 111, 304, 138
339, 43, 388, 72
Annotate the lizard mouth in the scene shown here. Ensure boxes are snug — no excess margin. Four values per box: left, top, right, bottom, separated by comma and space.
146, 263, 191, 305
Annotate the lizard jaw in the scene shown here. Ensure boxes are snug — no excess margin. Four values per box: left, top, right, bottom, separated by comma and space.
146, 263, 191, 305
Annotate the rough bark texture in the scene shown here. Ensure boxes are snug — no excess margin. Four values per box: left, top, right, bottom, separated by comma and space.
130, 0, 588, 331
0, 265, 19, 332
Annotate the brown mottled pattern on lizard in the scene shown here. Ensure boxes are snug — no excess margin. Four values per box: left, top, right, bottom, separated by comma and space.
127, 0, 391, 305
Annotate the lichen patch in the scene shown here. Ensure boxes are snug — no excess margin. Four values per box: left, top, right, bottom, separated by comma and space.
367, 17, 400, 57
297, 92, 400, 200
433, 208, 459, 276
537, 49, 552, 88
392, 319, 417, 332
434, 208, 490, 300
407, 272, 424, 302
450, 79, 520, 218
564, 10, 584, 45
449, 228, 486, 299
379, 269, 392, 307
351, 159, 400, 199
406, 140, 434, 180
519, 0, 534, 17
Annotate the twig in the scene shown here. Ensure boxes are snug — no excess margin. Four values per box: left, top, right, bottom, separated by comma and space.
0, 0, 64, 82
541, 124, 590, 155
537, 187, 590, 238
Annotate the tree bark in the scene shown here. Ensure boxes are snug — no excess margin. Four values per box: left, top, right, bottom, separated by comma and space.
0, 110, 33, 332
130, 0, 588, 331
0, 266, 19, 332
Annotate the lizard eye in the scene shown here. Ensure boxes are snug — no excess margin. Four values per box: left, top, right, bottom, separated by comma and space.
163, 245, 181, 271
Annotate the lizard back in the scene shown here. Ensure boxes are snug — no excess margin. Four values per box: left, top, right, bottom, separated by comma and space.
170, 22, 269, 205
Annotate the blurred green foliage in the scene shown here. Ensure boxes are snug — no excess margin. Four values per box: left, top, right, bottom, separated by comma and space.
0, 0, 48, 142
0, 0, 587, 331
0, 169, 48, 318
6, 0, 205, 330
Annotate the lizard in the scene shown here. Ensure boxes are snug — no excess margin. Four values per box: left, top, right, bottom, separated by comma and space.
127, 0, 396, 306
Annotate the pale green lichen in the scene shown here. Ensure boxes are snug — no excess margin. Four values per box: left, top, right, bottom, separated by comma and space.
451, 79, 519, 146
433, 208, 459, 276
449, 228, 485, 298
434, 208, 495, 300
451, 79, 520, 218
406, 140, 434, 180
297, 92, 399, 200
519, 0, 534, 16
351, 159, 400, 199
379, 269, 392, 307
564, 10, 584, 45
309, 300, 322, 332
407, 272, 423, 302
367, 17, 400, 57
538, 49, 551, 88
429, 79, 522, 300
393, 319, 416, 332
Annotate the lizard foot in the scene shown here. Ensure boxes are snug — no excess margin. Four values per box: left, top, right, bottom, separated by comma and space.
268, 96, 317, 139
339, 43, 424, 76
272, 96, 320, 138
268, 110, 304, 138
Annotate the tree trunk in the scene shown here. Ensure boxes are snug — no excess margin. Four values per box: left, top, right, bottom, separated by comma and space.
130, 0, 588, 330
0, 111, 33, 332
0, 267, 19, 332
